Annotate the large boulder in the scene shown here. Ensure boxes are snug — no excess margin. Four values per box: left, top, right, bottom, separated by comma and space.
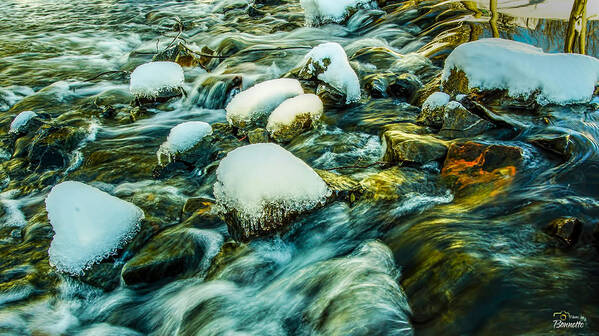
129, 61, 184, 105
156, 121, 213, 166
441, 38, 599, 106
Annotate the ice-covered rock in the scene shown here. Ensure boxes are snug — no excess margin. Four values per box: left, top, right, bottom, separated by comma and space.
442, 38, 599, 105
46, 181, 144, 275
129, 61, 184, 100
300, 0, 377, 26
156, 121, 213, 165
266, 94, 323, 142
214, 143, 331, 241
417, 92, 450, 129
225, 78, 304, 129
298, 42, 361, 104
9, 111, 37, 134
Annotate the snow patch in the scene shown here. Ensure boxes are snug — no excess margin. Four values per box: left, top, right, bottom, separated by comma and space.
129, 61, 184, 99
422, 92, 450, 110
266, 94, 323, 135
303, 42, 361, 104
442, 38, 599, 105
214, 143, 331, 226
9, 111, 37, 134
300, 0, 377, 26
225, 78, 304, 128
46, 181, 144, 275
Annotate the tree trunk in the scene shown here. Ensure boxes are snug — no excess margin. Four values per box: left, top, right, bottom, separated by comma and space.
565, 0, 588, 54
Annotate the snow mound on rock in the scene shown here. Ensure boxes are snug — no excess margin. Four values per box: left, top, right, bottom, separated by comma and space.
225, 78, 304, 128
300, 0, 377, 26
9, 111, 37, 133
157, 121, 212, 165
266, 94, 323, 133
214, 143, 331, 226
304, 42, 361, 104
442, 38, 599, 105
129, 61, 184, 99
46, 181, 144, 275
422, 92, 450, 110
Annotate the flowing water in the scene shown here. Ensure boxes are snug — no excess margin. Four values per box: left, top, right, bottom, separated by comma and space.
0, 0, 599, 335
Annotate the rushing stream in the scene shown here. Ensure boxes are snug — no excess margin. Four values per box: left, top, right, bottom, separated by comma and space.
1, 0, 599, 335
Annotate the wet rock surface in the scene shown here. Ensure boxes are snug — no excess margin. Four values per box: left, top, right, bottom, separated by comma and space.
382, 123, 448, 164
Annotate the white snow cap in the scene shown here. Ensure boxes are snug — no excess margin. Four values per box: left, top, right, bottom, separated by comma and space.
266, 94, 323, 133
46, 181, 144, 275
129, 61, 184, 99
9, 111, 37, 133
442, 38, 599, 105
300, 0, 377, 26
422, 92, 450, 111
304, 42, 361, 104
158, 121, 212, 156
214, 143, 331, 225
225, 78, 304, 127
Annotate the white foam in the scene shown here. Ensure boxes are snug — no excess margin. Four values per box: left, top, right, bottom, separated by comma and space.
442, 38, 599, 105
225, 78, 304, 128
214, 143, 331, 226
300, 0, 377, 26
129, 61, 184, 99
303, 42, 361, 104
46, 181, 144, 275
9, 111, 37, 133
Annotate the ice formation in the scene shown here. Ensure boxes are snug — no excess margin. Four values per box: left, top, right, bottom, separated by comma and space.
46, 181, 144, 275
442, 38, 599, 105
129, 61, 184, 99
9, 111, 37, 133
213, 143, 331, 227
300, 0, 377, 26
422, 92, 450, 111
303, 42, 361, 104
225, 78, 304, 128
266, 94, 323, 136
157, 121, 213, 165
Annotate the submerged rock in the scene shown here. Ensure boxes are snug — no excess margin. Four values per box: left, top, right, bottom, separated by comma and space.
266, 94, 323, 143
544, 217, 583, 248
27, 125, 86, 171
529, 134, 573, 161
315, 169, 364, 204
121, 227, 206, 285
442, 142, 523, 197
214, 144, 331, 241
381, 123, 448, 164
438, 101, 493, 138
365, 73, 422, 101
